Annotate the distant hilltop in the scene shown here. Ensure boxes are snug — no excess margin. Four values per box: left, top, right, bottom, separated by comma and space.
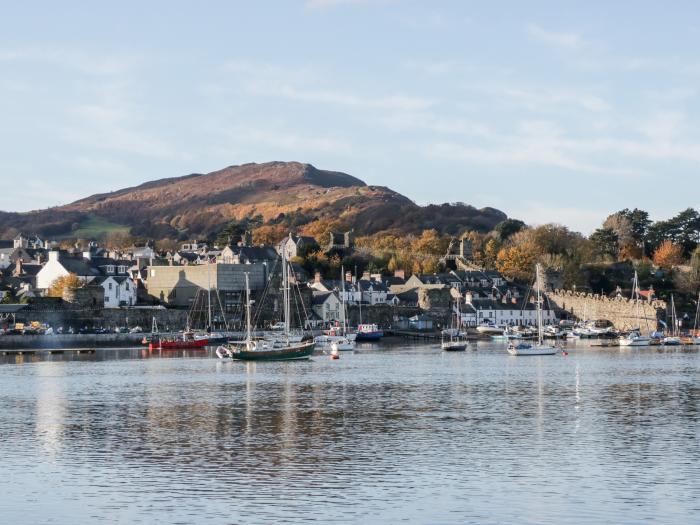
0, 161, 508, 241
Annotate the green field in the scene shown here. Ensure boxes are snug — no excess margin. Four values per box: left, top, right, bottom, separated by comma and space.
69, 216, 131, 239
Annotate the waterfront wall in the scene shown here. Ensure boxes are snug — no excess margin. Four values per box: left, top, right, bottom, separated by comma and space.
0, 332, 150, 349
7, 307, 189, 332
547, 289, 666, 335
345, 305, 422, 328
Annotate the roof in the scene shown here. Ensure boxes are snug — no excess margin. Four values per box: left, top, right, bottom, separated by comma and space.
358, 279, 388, 292
55, 253, 101, 277
312, 291, 337, 305
18, 264, 42, 276
235, 246, 279, 261
0, 240, 13, 249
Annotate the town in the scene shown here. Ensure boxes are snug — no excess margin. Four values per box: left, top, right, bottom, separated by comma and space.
1, 216, 693, 349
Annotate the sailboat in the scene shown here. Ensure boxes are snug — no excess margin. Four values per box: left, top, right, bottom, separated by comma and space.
663, 294, 681, 346
693, 293, 700, 345
619, 271, 651, 347
507, 264, 557, 356
315, 266, 357, 348
216, 256, 315, 361
441, 298, 468, 351
330, 267, 356, 352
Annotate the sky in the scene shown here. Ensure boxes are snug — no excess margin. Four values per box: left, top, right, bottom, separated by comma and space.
1, 0, 700, 233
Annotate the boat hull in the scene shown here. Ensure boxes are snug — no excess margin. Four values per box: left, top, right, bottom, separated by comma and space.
507, 344, 557, 356
441, 342, 467, 351
149, 339, 209, 350
355, 331, 383, 341
227, 341, 315, 361
619, 337, 651, 347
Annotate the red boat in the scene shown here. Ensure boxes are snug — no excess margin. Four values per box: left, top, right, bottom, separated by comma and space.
148, 332, 209, 350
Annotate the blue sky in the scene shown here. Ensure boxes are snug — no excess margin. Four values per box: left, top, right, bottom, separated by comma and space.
1, 0, 700, 232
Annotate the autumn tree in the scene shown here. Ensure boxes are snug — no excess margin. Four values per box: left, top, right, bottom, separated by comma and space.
652, 240, 684, 269
47, 273, 84, 298
253, 224, 286, 246
412, 229, 449, 256
496, 243, 538, 281
482, 238, 501, 269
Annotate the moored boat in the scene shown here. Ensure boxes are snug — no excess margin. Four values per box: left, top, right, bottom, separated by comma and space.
149, 331, 209, 350
217, 256, 316, 362
355, 323, 383, 341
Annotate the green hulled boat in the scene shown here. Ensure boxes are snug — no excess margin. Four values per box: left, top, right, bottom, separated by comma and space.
216, 252, 315, 362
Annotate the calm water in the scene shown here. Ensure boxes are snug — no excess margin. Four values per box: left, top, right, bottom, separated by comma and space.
0, 341, 699, 524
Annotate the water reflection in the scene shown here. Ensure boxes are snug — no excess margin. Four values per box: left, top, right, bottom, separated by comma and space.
0, 342, 698, 524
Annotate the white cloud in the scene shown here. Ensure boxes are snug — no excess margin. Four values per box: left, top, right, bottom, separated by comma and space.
305, 0, 391, 9
526, 23, 587, 50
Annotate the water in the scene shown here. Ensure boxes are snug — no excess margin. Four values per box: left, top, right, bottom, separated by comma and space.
0, 341, 699, 524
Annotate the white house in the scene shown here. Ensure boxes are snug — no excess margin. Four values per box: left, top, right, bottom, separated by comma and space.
311, 291, 342, 325
462, 298, 557, 327
0, 246, 13, 269
36, 251, 137, 308
96, 276, 137, 308
36, 251, 99, 290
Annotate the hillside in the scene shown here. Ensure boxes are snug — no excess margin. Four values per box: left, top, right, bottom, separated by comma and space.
0, 162, 508, 241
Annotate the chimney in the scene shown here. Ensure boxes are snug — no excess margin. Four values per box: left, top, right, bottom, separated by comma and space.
345, 271, 353, 283
48, 250, 59, 262
14, 259, 22, 277
362, 271, 370, 281
314, 271, 322, 284
465, 291, 473, 305
394, 269, 405, 280
82, 250, 91, 261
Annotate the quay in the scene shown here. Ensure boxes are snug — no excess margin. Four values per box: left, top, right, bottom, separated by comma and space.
1, 348, 96, 356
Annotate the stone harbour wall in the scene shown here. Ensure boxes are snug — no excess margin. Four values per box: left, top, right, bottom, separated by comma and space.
547, 289, 666, 335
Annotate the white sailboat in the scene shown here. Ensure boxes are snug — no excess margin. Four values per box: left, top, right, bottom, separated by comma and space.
663, 294, 681, 346
619, 271, 651, 347
315, 266, 357, 349
442, 298, 468, 351
507, 264, 557, 356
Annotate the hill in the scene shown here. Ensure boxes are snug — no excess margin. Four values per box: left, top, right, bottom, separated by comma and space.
0, 162, 508, 242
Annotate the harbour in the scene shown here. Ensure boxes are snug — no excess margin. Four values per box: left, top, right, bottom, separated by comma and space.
1, 339, 698, 524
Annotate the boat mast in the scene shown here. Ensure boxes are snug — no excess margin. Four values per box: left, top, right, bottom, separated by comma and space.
245, 272, 252, 343
340, 265, 347, 334
536, 263, 544, 345
283, 253, 290, 337
670, 294, 677, 336
207, 259, 213, 331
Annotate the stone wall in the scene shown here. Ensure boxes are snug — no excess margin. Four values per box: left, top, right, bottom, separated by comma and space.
547, 289, 666, 335
7, 305, 188, 332
345, 305, 421, 328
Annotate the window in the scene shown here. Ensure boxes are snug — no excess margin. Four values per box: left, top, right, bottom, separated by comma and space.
106, 265, 115, 274
118, 266, 127, 274
126, 283, 130, 291
109, 283, 113, 290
